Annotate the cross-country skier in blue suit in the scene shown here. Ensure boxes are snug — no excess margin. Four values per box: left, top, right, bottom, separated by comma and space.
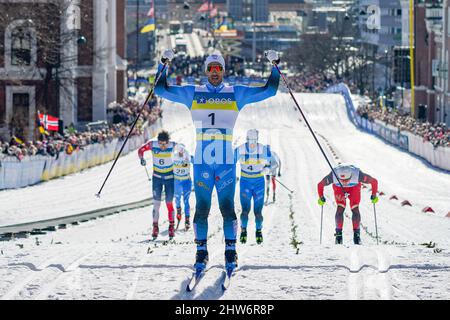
173, 143, 193, 231
235, 129, 272, 245
154, 49, 281, 275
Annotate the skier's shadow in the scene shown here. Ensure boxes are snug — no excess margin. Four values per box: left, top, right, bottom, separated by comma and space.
194, 272, 226, 300
171, 266, 226, 300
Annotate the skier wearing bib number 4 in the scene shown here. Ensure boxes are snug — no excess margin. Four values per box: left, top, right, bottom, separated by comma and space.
154, 49, 280, 277
235, 129, 272, 245
317, 164, 379, 245
138, 131, 179, 241
173, 144, 193, 231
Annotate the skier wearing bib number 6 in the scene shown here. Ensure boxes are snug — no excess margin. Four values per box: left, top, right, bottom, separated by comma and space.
138, 130, 179, 241
154, 49, 280, 277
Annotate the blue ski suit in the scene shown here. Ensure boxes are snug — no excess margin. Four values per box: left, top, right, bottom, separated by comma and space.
235, 143, 272, 230
173, 149, 193, 218
155, 63, 280, 245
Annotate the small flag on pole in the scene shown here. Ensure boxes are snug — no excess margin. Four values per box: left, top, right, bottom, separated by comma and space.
38, 112, 59, 131
141, 18, 155, 33
141, 0, 155, 33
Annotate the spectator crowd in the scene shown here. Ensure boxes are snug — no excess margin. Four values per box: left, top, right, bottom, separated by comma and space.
357, 104, 450, 148
285, 72, 358, 93
0, 98, 163, 161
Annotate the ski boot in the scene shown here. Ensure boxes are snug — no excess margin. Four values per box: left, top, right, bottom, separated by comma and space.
273, 192, 276, 203
225, 246, 238, 275
151, 223, 159, 240
256, 229, 263, 245
176, 207, 182, 222
239, 228, 247, 244
194, 242, 209, 273
335, 229, 343, 244
168, 221, 175, 240
353, 229, 361, 245
185, 216, 191, 231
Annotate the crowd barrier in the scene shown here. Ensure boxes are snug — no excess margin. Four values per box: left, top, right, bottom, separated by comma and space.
326, 84, 450, 171
0, 120, 162, 190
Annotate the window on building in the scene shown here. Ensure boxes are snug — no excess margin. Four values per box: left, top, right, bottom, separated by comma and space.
13, 93, 29, 108
397, 9, 402, 16
11, 27, 32, 66
11, 93, 30, 139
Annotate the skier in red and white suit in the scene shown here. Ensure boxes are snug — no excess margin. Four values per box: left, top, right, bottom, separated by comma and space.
317, 164, 379, 245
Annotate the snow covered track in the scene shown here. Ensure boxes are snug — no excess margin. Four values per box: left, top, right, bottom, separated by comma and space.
1, 93, 449, 299
0, 198, 153, 240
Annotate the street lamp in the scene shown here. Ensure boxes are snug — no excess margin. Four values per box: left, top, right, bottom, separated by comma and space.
77, 35, 87, 45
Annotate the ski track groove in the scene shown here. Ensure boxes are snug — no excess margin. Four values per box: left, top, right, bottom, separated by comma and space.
33, 247, 98, 300
1, 246, 90, 300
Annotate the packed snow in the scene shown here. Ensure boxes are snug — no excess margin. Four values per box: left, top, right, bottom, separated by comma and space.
1, 93, 449, 300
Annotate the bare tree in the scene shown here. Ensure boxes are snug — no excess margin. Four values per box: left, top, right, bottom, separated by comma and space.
0, 0, 105, 117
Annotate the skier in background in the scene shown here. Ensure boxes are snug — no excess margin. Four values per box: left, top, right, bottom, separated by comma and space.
265, 150, 281, 203
235, 129, 272, 245
173, 143, 193, 231
138, 130, 178, 240
317, 164, 379, 245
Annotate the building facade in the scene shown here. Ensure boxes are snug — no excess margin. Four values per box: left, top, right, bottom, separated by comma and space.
0, 0, 127, 141
359, 0, 404, 54
432, 0, 450, 125
227, 0, 269, 22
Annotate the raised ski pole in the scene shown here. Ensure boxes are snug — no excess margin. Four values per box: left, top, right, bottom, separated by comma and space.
273, 63, 348, 195
373, 203, 379, 245
96, 63, 168, 198
320, 206, 324, 245
275, 178, 294, 194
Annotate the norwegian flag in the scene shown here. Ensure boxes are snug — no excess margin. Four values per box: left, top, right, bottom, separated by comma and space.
38, 113, 59, 131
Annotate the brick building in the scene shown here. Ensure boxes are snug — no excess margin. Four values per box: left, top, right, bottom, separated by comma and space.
414, 1, 438, 122
0, 0, 127, 141
414, 0, 450, 125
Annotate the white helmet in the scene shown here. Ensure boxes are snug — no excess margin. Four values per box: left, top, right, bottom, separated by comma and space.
336, 164, 353, 180
246, 129, 259, 143
205, 54, 226, 72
